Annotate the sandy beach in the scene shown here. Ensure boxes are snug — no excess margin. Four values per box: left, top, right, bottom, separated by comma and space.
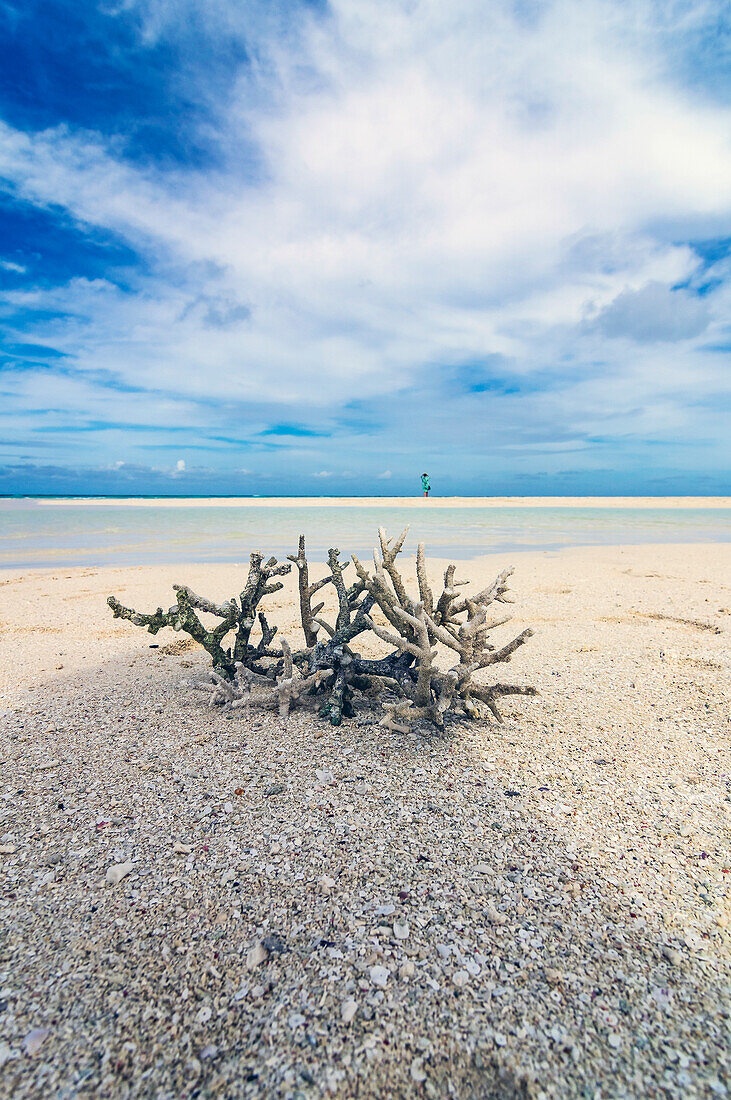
39, 496, 731, 509
1, 542, 729, 1097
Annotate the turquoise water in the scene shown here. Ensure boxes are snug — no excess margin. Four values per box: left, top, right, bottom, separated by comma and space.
1, 499, 730, 568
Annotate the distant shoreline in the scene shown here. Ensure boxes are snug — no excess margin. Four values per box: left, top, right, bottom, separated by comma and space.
6, 495, 731, 509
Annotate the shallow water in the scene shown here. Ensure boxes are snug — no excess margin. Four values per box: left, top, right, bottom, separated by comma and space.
1, 498, 730, 568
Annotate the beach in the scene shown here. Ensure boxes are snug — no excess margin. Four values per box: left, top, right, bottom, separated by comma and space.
34, 496, 731, 508
0, 541, 729, 1097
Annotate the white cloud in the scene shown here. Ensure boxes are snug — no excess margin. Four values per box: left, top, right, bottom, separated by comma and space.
588, 281, 711, 341
0, 259, 26, 273
377, 469, 393, 479
175, 458, 186, 471
0, 0, 730, 472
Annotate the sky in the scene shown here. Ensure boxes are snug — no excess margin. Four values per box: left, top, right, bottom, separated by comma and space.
0, 0, 730, 497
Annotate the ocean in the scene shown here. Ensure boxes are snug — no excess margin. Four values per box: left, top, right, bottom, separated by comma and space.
1, 498, 730, 568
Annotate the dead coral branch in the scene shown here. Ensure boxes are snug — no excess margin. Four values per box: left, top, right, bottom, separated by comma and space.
287, 535, 332, 647
353, 528, 537, 728
108, 527, 537, 732
108, 551, 291, 678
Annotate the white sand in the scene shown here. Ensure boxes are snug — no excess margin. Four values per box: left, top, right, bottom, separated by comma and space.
39, 495, 731, 508
0, 542, 729, 1097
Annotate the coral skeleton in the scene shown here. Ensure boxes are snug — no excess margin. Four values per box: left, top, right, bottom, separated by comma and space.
108, 527, 537, 731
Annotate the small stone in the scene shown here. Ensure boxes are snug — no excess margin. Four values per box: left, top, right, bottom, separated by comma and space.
23, 1028, 50, 1056
369, 965, 391, 988
662, 946, 681, 966
608, 1033, 622, 1049
410, 1058, 427, 1083
399, 960, 416, 981
287, 1012, 306, 1030
544, 968, 563, 985
494, 1033, 507, 1047
174, 842, 192, 855
105, 861, 133, 886
264, 783, 285, 797
195, 1005, 212, 1025
354, 782, 369, 795
683, 929, 702, 951
44, 852, 64, 866
486, 901, 507, 925
200, 1044, 218, 1060
246, 941, 268, 970
0, 844, 16, 856
319, 875, 337, 891
316, 769, 335, 784
393, 920, 409, 940
475, 862, 491, 874
35, 760, 60, 771
261, 934, 288, 955
452, 969, 470, 988
341, 998, 358, 1024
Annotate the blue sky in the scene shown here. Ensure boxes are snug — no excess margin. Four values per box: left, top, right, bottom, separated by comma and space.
0, 0, 729, 496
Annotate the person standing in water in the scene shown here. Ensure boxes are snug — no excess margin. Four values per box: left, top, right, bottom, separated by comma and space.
421, 472, 431, 497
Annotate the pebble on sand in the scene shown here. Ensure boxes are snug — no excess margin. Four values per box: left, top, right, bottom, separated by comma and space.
23, 1029, 50, 1056
486, 900, 507, 925
410, 1058, 427, 1083
341, 999, 359, 1025
369, 965, 391, 988
246, 941, 269, 970
105, 861, 133, 885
